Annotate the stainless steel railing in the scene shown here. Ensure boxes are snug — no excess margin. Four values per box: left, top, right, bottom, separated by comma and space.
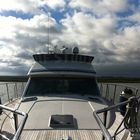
0, 82, 27, 140
93, 99, 131, 140
0, 82, 26, 104
98, 83, 139, 104
0, 82, 138, 105
94, 83, 140, 140
0, 81, 139, 140
0, 104, 28, 140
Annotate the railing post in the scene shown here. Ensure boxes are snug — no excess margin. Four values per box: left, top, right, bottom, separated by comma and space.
13, 113, 18, 131
105, 84, 109, 99
22, 82, 24, 93
113, 85, 117, 104
0, 98, 2, 115
100, 83, 103, 95
6, 83, 10, 102
102, 110, 108, 140
14, 83, 18, 98
135, 89, 138, 96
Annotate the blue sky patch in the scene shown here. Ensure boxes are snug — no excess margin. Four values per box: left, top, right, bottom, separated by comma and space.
117, 19, 137, 31
0, 10, 33, 19
51, 11, 65, 23
129, 0, 140, 8
116, 9, 134, 18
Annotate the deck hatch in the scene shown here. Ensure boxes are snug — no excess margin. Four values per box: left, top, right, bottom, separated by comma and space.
50, 115, 74, 128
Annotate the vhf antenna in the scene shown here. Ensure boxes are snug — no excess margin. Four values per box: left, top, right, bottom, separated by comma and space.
48, 12, 50, 49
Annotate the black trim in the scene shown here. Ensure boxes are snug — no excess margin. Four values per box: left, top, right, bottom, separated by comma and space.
33, 54, 94, 63
30, 69, 96, 74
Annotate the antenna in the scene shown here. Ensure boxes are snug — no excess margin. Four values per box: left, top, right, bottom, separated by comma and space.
48, 12, 50, 48
61, 45, 68, 54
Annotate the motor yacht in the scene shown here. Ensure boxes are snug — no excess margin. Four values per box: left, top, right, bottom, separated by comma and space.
0, 47, 139, 140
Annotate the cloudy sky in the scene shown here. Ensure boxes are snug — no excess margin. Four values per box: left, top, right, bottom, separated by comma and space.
0, 0, 140, 77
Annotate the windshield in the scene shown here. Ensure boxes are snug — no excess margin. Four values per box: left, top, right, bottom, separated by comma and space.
25, 77, 100, 97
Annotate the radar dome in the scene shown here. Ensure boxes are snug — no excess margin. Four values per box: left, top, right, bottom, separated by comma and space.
73, 47, 79, 54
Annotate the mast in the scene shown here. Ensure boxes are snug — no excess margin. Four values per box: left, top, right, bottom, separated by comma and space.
48, 12, 50, 48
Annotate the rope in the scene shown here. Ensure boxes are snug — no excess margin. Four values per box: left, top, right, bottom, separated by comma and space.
124, 97, 140, 134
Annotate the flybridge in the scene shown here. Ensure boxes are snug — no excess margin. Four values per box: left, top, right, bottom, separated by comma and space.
33, 53, 94, 63
30, 47, 96, 75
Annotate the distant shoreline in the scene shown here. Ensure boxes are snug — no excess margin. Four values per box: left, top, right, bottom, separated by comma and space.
0, 75, 28, 82
0, 75, 140, 83
97, 77, 140, 83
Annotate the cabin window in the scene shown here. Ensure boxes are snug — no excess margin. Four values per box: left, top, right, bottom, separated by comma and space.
25, 77, 99, 96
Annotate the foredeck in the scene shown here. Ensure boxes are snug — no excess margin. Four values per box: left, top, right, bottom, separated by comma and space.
21, 129, 102, 140
19, 112, 135, 140
0, 96, 137, 140
18, 96, 108, 130
0, 81, 140, 140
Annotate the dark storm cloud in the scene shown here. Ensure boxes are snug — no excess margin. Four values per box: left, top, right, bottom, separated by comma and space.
125, 48, 140, 61
16, 51, 32, 60
95, 63, 140, 77
0, 67, 27, 75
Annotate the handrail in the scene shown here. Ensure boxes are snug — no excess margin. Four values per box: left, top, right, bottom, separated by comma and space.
0, 104, 28, 140
94, 112, 112, 140
0, 82, 26, 103
100, 83, 138, 91
99, 83, 139, 104
93, 99, 131, 140
95, 100, 130, 114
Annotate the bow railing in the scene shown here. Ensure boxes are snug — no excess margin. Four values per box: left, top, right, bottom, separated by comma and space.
0, 104, 28, 140
94, 83, 140, 140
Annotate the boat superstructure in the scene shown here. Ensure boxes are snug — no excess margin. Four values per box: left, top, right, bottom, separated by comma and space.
0, 49, 140, 140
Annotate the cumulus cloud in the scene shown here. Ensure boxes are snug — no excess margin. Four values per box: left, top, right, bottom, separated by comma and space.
59, 12, 119, 63
60, 12, 116, 46
59, 9, 140, 67
0, 0, 45, 14
111, 25, 140, 62
69, 0, 128, 15
43, 0, 66, 9
0, 13, 60, 73
128, 12, 140, 23
0, 0, 140, 76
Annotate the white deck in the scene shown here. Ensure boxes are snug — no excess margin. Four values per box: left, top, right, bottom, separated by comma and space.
0, 97, 139, 140
18, 96, 108, 130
